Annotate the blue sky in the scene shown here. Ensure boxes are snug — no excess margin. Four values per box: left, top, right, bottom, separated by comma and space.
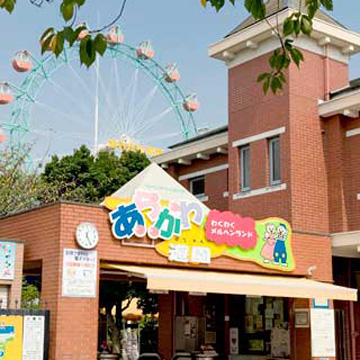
0, 0, 360, 158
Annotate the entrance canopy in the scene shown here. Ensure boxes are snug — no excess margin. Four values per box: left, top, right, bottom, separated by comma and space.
105, 264, 357, 302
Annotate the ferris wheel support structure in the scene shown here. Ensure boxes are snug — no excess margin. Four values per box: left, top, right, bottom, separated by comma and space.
1, 42, 198, 152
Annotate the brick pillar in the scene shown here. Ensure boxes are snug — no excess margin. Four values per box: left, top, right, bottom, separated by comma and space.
292, 299, 312, 360
42, 252, 100, 360
158, 293, 174, 360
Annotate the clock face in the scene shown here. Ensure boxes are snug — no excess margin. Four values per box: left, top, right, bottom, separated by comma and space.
76, 222, 99, 250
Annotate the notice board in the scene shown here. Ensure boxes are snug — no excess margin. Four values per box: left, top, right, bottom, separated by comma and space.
310, 308, 336, 357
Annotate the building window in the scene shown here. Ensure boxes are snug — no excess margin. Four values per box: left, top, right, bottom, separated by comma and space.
269, 137, 281, 185
190, 176, 205, 197
240, 146, 250, 191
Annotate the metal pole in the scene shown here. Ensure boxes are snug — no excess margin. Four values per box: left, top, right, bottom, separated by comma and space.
94, 12, 100, 154
94, 54, 100, 154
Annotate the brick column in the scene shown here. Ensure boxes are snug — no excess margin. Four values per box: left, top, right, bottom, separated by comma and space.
158, 293, 174, 360
42, 251, 100, 360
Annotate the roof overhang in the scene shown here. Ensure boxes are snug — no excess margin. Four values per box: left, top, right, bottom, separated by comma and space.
209, 9, 360, 62
105, 264, 357, 302
332, 231, 360, 258
152, 131, 228, 166
319, 89, 360, 118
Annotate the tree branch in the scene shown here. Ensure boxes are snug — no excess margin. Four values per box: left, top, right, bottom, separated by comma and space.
89, 0, 129, 34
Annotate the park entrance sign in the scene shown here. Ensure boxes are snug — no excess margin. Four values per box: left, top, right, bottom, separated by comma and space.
102, 164, 295, 272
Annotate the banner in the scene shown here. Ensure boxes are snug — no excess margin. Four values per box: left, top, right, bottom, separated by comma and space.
0, 315, 23, 360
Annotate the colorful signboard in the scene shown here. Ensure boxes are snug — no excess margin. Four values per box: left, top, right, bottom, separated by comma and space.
0, 242, 15, 280
62, 249, 98, 298
0, 315, 23, 360
105, 189, 295, 271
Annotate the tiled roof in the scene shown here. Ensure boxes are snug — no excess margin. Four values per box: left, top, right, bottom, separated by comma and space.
169, 125, 228, 149
226, 0, 346, 37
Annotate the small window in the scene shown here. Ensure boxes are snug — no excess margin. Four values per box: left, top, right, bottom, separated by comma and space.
240, 146, 250, 191
269, 137, 281, 185
190, 176, 205, 197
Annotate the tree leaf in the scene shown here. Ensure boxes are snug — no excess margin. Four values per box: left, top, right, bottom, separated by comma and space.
257, 72, 269, 82
41, 27, 55, 42
80, 36, 96, 68
283, 18, 294, 36
94, 34, 107, 56
61, 2, 74, 22
63, 26, 77, 46
245, 0, 266, 19
3, 0, 16, 13
320, 0, 333, 10
301, 15, 313, 36
263, 76, 271, 94
270, 77, 282, 94
41, 32, 55, 55
53, 32, 65, 57
290, 47, 304, 67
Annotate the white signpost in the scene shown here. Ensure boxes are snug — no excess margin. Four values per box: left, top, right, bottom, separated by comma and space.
62, 249, 98, 298
310, 308, 336, 358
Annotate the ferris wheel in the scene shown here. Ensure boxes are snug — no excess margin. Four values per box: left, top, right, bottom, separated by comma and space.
0, 25, 199, 160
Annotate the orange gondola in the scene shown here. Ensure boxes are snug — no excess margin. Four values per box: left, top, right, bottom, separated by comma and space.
12, 51, 33, 73
137, 41, 154, 60
107, 26, 124, 46
0, 83, 13, 105
164, 63, 180, 83
183, 94, 199, 112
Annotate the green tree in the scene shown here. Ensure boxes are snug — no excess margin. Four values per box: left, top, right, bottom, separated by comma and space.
0, 147, 56, 216
99, 280, 158, 354
21, 277, 41, 310
0, 0, 334, 94
41, 145, 150, 203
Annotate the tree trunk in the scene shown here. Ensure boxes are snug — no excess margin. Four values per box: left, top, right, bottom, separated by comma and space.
107, 308, 121, 354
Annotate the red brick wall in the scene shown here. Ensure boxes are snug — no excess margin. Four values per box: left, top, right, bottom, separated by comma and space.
324, 115, 360, 232
172, 153, 228, 210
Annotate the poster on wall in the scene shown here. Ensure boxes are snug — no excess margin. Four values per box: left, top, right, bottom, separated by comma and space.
0, 315, 23, 360
310, 309, 336, 357
62, 249, 97, 298
22, 316, 45, 360
0, 242, 15, 280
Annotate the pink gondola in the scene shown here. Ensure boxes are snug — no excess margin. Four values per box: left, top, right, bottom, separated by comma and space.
183, 94, 199, 112
137, 41, 154, 60
77, 22, 89, 41
164, 63, 180, 83
107, 26, 124, 46
12, 51, 33, 73
0, 83, 13, 105
0, 129, 5, 143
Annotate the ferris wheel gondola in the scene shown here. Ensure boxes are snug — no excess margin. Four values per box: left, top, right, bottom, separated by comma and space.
0, 83, 13, 105
107, 26, 124, 46
12, 51, 33, 73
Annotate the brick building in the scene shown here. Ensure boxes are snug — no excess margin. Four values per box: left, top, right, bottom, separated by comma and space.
1, 1, 360, 360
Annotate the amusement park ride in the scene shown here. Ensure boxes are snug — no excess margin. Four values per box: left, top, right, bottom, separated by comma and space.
0, 25, 199, 157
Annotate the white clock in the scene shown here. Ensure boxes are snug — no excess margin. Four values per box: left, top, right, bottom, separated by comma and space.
76, 222, 99, 250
